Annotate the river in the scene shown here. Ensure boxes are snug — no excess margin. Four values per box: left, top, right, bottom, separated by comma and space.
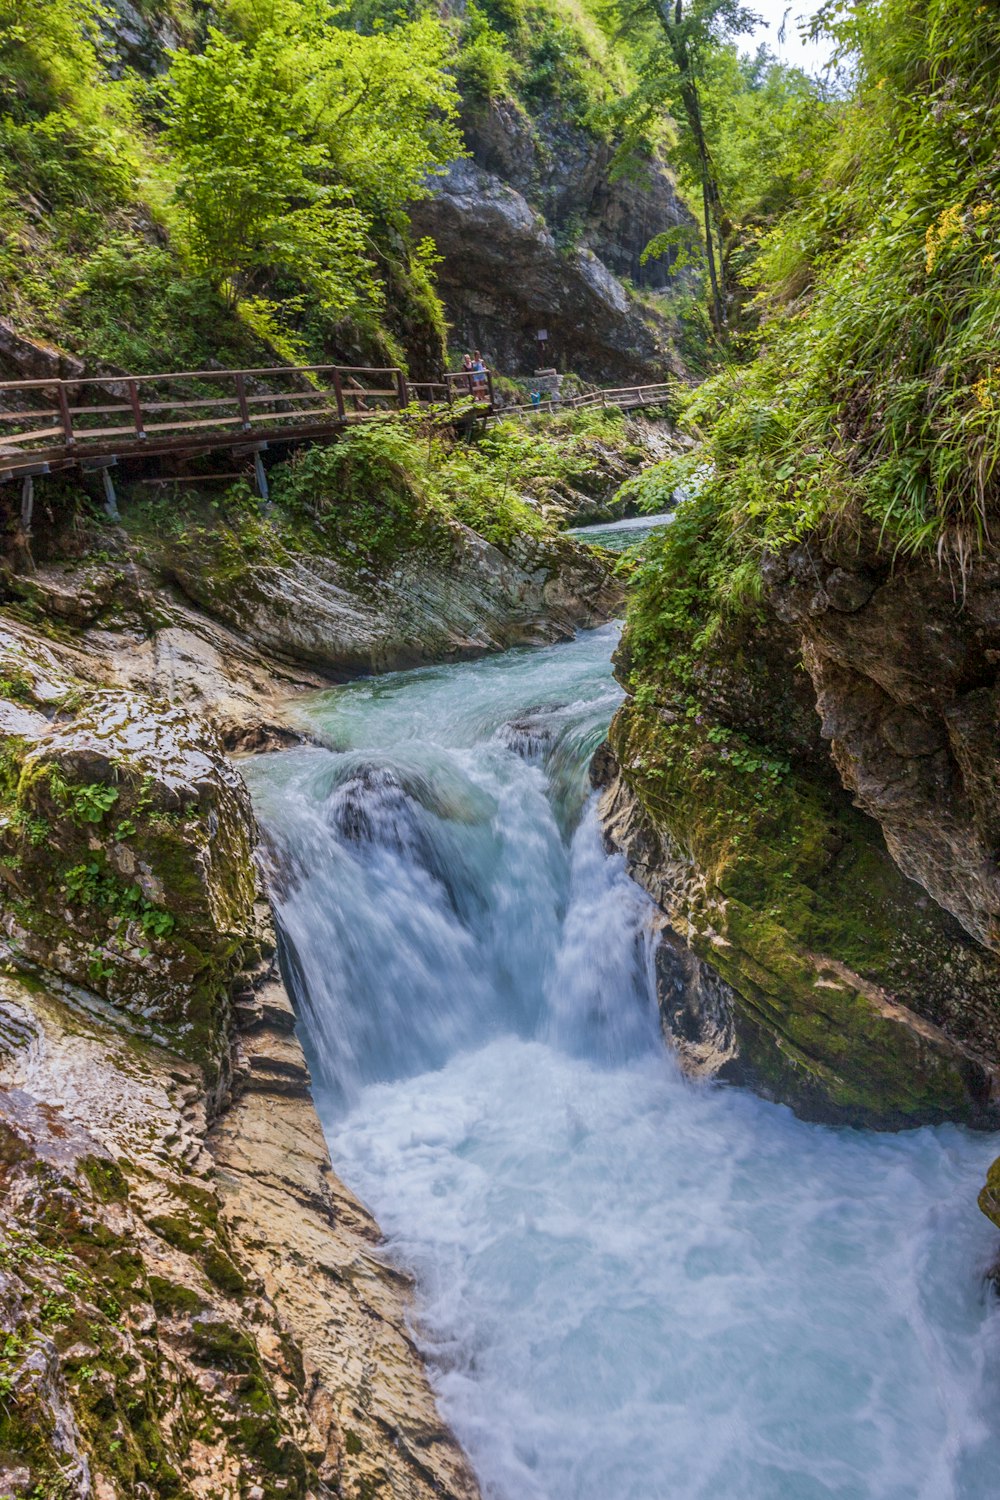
243, 519, 1000, 1500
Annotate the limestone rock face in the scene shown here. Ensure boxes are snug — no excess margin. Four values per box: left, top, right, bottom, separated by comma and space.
161, 518, 624, 678
459, 98, 691, 293
410, 159, 680, 382
0, 681, 255, 1070
0, 949, 480, 1500
765, 545, 1000, 955
0, 614, 482, 1499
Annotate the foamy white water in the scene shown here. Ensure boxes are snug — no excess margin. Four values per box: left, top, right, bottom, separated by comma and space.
244, 621, 1000, 1500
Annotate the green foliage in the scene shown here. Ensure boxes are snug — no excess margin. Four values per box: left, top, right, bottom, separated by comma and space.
626, 0, 1000, 673
454, 1, 522, 101
609, 0, 836, 328
269, 422, 447, 572
0, 0, 462, 372
697, 47, 836, 223
0, 0, 139, 213
165, 29, 379, 315
65, 782, 119, 824
62, 237, 257, 373
63, 857, 177, 942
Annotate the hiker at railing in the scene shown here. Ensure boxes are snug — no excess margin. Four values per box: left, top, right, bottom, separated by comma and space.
472, 352, 488, 395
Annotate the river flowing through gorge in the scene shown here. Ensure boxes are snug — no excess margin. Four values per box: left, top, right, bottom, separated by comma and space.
243, 519, 1000, 1500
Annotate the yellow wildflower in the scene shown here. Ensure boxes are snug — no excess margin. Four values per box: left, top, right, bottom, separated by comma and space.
925, 203, 963, 272
973, 371, 997, 409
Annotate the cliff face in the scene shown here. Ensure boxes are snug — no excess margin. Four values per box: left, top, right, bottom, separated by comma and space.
598, 535, 1000, 1131
411, 99, 690, 380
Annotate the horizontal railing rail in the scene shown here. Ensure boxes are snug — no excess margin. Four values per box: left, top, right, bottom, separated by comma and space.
499, 381, 673, 417
0, 362, 495, 480
0, 359, 670, 484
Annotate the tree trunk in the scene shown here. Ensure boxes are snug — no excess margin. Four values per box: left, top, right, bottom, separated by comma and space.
660, 1, 727, 329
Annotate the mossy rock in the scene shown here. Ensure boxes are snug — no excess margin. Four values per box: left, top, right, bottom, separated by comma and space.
607, 697, 1000, 1128
0, 687, 257, 1068
979, 1156, 1000, 1231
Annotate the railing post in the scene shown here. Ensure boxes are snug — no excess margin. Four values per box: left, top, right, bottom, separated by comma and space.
127, 379, 146, 441
56, 382, 75, 447
396, 370, 409, 410
234, 372, 251, 431
332, 368, 345, 422
486, 371, 495, 411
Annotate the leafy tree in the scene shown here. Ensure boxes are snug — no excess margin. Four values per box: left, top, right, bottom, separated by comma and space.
223, 0, 463, 225
165, 28, 379, 315
0, 0, 137, 209
615, 0, 760, 326
0, 0, 106, 122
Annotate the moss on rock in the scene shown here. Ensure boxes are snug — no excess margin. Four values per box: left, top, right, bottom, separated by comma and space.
605, 694, 1000, 1127
979, 1157, 1000, 1231
0, 688, 257, 1072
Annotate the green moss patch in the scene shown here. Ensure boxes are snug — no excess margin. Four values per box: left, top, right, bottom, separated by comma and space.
611, 697, 998, 1125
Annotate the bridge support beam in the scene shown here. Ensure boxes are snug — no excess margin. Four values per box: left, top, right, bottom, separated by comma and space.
253, 450, 269, 502
82, 457, 120, 519
20, 476, 33, 533
102, 467, 120, 521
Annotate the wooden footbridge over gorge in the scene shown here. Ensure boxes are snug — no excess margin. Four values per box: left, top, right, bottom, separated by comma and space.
0, 360, 673, 520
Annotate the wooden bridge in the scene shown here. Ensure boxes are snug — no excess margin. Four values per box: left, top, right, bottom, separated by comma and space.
0, 364, 493, 485
0, 359, 672, 514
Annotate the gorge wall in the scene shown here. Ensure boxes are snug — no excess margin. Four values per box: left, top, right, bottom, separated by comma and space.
412, 97, 689, 381
598, 530, 1000, 1134
0, 472, 624, 1495
0, 654, 482, 1500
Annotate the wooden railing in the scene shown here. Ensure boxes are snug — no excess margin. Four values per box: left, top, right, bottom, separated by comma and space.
501, 381, 674, 418
0, 363, 495, 481
0, 359, 670, 485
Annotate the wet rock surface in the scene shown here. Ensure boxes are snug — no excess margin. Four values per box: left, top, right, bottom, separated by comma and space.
598, 746, 1000, 1130
0, 570, 501, 1495
160, 517, 624, 682
0, 943, 479, 1500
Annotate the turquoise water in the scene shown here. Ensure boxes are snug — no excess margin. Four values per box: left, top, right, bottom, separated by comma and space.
569, 510, 673, 551
244, 622, 1000, 1500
